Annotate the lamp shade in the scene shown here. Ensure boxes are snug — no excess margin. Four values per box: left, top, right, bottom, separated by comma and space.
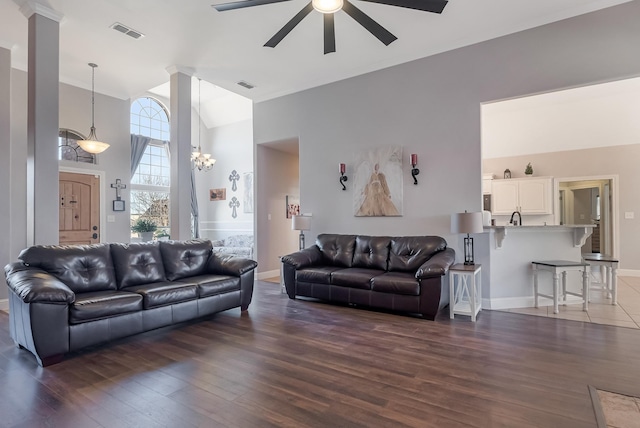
292, 215, 311, 231
451, 212, 484, 234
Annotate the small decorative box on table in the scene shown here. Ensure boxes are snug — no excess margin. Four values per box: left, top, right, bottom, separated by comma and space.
449, 263, 482, 322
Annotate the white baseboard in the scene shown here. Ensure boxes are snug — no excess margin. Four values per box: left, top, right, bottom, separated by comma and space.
257, 269, 280, 280
483, 297, 536, 310
0, 299, 8, 312
618, 269, 640, 277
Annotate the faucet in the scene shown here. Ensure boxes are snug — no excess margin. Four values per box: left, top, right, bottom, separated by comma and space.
510, 210, 522, 226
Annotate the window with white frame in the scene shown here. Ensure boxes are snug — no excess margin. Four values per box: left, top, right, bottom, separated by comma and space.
130, 97, 171, 239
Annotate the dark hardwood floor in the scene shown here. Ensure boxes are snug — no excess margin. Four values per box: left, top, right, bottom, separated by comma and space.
2, 281, 639, 427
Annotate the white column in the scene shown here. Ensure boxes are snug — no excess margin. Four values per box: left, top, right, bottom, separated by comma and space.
167, 66, 193, 240
0, 46, 11, 303
21, 2, 63, 245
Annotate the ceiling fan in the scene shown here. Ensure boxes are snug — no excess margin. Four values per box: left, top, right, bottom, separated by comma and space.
213, 0, 448, 54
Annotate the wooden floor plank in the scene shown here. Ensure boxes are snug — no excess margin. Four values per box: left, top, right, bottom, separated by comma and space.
1, 282, 639, 427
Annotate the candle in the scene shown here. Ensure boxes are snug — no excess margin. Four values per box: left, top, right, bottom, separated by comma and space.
411, 154, 418, 166
339, 163, 346, 174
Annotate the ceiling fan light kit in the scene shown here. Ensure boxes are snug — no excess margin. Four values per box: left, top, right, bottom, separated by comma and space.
213, 0, 447, 54
312, 0, 343, 13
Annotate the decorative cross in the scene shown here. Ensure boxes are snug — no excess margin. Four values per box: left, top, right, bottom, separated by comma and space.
229, 197, 240, 219
110, 179, 127, 200
229, 170, 240, 192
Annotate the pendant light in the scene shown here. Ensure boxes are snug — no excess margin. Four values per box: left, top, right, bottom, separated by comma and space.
191, 78, 215, 172
77, 63, 110, 154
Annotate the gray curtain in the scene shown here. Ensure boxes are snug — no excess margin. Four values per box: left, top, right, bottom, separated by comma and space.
191, 168, 200, 238
130, 134, 152, 178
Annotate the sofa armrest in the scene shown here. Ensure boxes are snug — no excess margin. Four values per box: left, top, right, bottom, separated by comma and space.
4, 262, 75, 304
207, 254, 258, 276
415, 248, 456, 279
281, 245, 323, 269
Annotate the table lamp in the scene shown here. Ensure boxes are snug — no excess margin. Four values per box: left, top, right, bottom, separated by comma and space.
292, 215, 311, 250
451, 211, 484, 265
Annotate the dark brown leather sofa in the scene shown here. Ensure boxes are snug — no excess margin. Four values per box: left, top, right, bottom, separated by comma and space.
281, 234, 455, 320
4, 239, 257, 366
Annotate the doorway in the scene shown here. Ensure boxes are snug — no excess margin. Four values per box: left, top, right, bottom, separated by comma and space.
555, 176, 617, 257
59, 172, 101, 245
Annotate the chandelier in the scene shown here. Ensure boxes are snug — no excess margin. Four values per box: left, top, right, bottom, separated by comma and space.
192, 78, 215, 171
78, 63, 110, 154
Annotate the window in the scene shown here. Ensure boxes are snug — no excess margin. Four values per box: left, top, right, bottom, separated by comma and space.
130, 97, 170, 239
58, 129, 96, 164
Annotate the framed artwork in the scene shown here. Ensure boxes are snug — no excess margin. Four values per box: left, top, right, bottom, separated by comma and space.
209, 188, 227, 201
243, 172, 254, 213
286, 195, 300, 219
353, 145, 403, 217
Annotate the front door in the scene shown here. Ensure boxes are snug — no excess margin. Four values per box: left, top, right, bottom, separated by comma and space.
59, 172, 100, 245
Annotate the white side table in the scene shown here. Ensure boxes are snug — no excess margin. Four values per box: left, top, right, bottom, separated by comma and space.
449, 264, 482, 322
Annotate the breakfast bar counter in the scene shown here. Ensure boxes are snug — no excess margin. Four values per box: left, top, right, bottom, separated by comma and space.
474, 224, 595, 310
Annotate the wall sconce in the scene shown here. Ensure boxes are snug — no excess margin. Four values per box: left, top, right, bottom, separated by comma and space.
411, 154, 420, 185
339, 163, 348, 190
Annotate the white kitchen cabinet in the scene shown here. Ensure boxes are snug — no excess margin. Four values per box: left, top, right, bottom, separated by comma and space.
491, 177, 553, 215
482, 173, 494, 195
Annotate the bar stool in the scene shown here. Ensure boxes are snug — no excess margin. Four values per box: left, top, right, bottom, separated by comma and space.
532, 260, 589, 314
582, 253, 618, 305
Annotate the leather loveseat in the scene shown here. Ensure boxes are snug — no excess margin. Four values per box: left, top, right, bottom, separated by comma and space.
4, 239, 257, 366
281, 234, 455, 320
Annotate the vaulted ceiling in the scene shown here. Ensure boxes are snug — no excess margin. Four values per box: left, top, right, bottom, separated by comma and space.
0, 0, 632, 102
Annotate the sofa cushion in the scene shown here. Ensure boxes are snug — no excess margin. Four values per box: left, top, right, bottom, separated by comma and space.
159, 239, 212, 281
297, 266, 344, 285
70, 290, 143, 324
388, 236, 447, 272
125, 281, 198, 309
352, 236, 391, 271
331, 268, 384, 289
18, 243, 116, 293
371, 272, 420, 296
316, 234, 357, 268
110, 242, 166, 289
179, 274, 240, 298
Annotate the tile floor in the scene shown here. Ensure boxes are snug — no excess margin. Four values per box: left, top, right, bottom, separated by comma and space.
500, 276, 640, 329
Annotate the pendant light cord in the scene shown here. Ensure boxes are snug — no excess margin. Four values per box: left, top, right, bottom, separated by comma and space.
198, 78, 202, 152
89, 63, 97, 129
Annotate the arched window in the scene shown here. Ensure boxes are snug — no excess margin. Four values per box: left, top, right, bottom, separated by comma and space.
130, 97, 171, 239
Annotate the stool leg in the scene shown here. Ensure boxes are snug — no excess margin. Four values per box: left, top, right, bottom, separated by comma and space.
533, 265, 539, 308
582, 267, 589, 312
553, 272, 560, 314
561, 271, 568, 304
605, 266, 612, 299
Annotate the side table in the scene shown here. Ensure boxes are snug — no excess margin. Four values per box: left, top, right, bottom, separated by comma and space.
449, 263, 482, 322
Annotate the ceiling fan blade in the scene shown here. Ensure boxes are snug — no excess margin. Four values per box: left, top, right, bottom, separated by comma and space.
213, 0, 292, 12
324, 13, 336, 54
358, 0, 447, 13
264, 2, 314, 48
342, 0, 397, 46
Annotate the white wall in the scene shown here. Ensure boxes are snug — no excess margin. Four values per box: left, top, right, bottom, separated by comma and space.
197, 119, 254, 241
253, 2, 640, 266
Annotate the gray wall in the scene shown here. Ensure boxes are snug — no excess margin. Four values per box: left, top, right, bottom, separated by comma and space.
254, 2, 640, 265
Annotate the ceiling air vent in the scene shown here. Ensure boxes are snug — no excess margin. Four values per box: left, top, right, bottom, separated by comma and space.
110, 22, 145, 40
237, 81, 255, 89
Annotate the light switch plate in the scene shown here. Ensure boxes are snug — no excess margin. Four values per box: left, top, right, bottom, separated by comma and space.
625, 212, 634, 219
107, 215, 115, 223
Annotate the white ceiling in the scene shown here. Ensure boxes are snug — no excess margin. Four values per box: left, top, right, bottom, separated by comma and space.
0, 0, 632, 103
